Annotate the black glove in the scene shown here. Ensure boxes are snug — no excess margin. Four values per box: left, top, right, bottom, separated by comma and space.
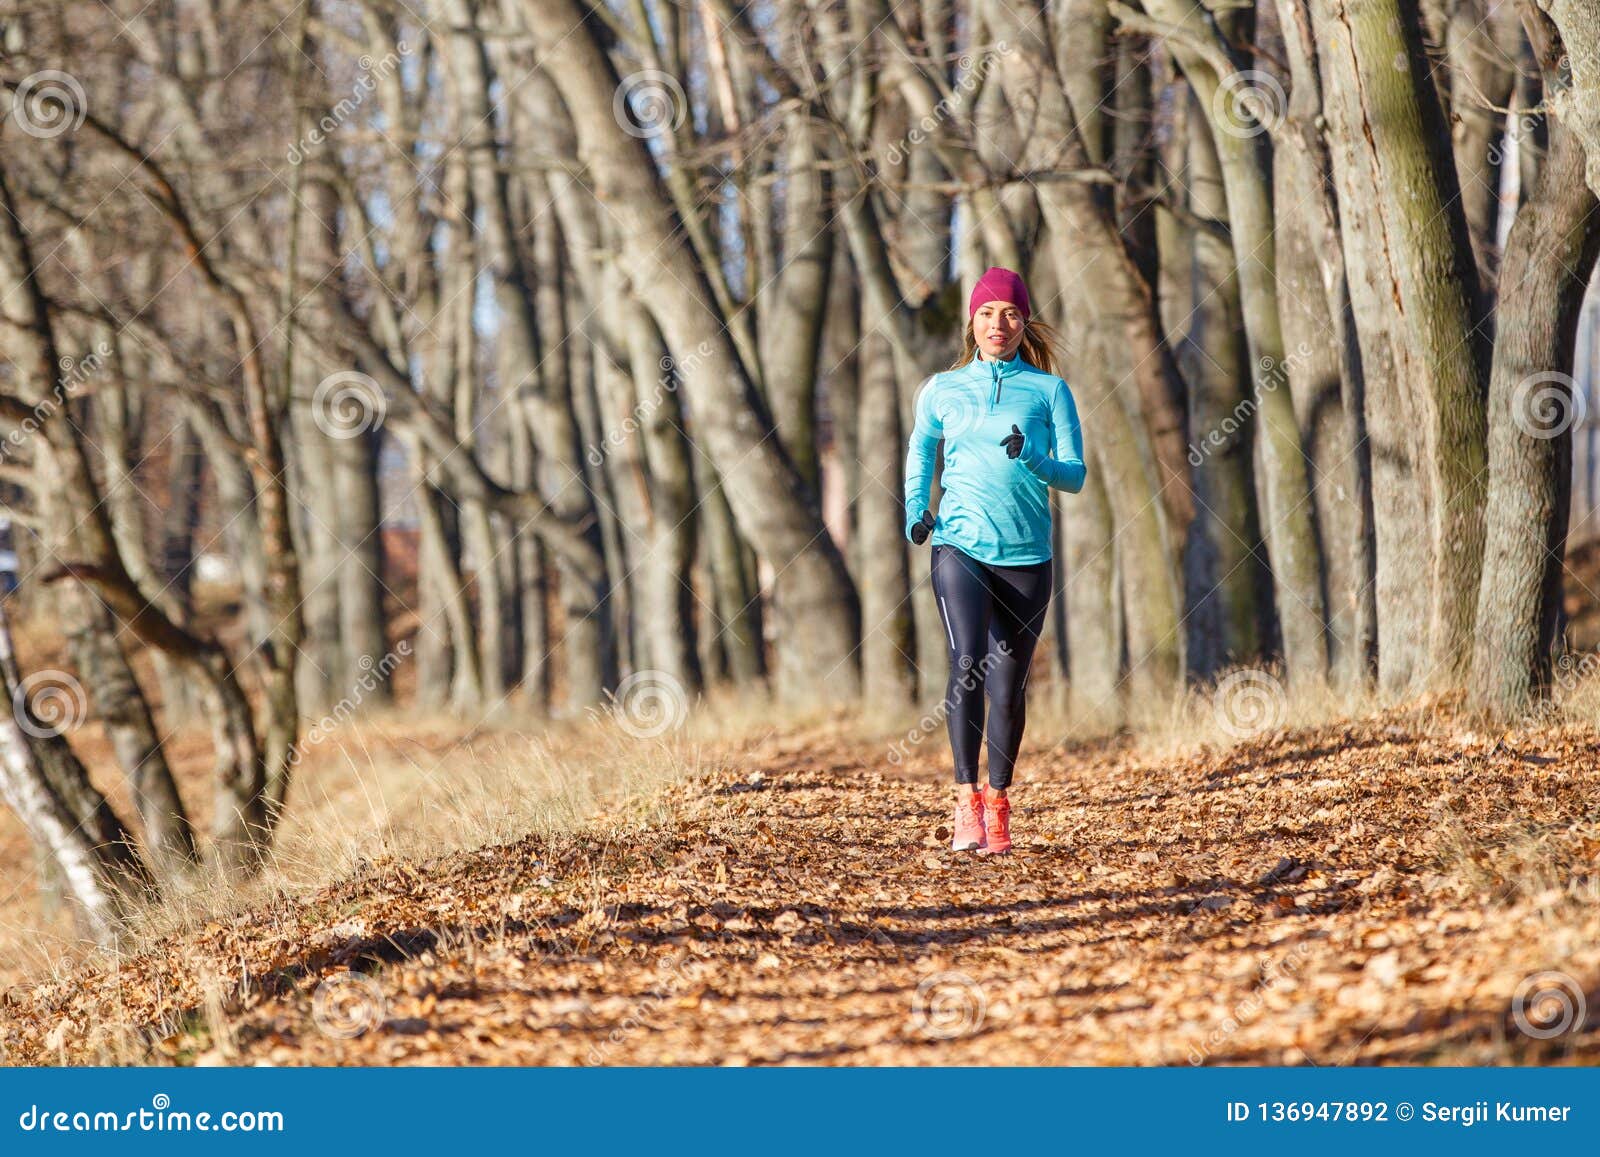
1000, 423, 1024, 459
909, 509, 936, 545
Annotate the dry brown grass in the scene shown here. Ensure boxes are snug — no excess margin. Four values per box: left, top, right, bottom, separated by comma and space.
5, 661, 1600, 1066
0, 679, 807, 992
9, 695, 1600, 1066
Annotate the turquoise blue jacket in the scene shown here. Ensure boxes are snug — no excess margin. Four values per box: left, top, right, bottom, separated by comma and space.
903, 350, 1086, 566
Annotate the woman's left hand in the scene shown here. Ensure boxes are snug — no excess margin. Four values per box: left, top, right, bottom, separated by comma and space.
999, 423, 1025, 459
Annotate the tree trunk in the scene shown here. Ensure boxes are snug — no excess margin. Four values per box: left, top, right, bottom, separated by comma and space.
692, 450, 767, 690
414, 466, 483, 712
74, 327, 197, 878
1537, 0, 1600, 197
1313, 0, 1491, 689
1060, 308, 1123, 714
462, 498, 507, 704
331, 427, 390, 701
413, 479, 456, 710
626, 302, 706, 695
156, 413, 204, 718
448, 0, 614, 710
0, 604, 139, 947
761, 111, 834, 492
521, 0, 861, 705
289, 381, 345, 716
582, 240, 649, 683
1472, 126, 1600, 711
1168, 90, 1267, 675
59, 594, 197, 881
447, 0, 614, 710
1130, 0, 1330, 684
1073, 319, 1184, 699
0, 159, 269, 873
1275, 0, 1379, 687
857, 327, 917, 707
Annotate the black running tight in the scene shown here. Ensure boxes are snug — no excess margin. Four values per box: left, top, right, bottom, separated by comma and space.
929, 543, 1053, 790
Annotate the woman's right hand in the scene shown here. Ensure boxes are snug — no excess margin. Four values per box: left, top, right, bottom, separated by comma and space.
908, 510, 936, 545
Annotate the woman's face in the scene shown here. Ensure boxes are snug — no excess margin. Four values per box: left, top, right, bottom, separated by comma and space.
973, 301, 1026, 360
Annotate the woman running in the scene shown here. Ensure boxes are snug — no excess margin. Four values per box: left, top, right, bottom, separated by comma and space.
903, 267, 1086, 855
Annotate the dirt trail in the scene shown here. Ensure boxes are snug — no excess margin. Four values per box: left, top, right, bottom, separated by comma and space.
6, 710, 1600, 1065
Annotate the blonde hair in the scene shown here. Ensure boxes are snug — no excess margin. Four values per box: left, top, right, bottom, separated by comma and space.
948, 313, 1065, 378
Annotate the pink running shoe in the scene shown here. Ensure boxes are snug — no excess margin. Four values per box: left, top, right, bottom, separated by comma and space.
952, 790, 986, 851
980, 790, 1012, 855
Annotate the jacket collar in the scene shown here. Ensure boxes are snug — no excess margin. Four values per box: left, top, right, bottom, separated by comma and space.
970, 349, 1026, 378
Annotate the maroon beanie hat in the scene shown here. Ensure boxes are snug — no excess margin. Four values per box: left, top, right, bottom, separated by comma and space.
968, 266, 1031, 320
